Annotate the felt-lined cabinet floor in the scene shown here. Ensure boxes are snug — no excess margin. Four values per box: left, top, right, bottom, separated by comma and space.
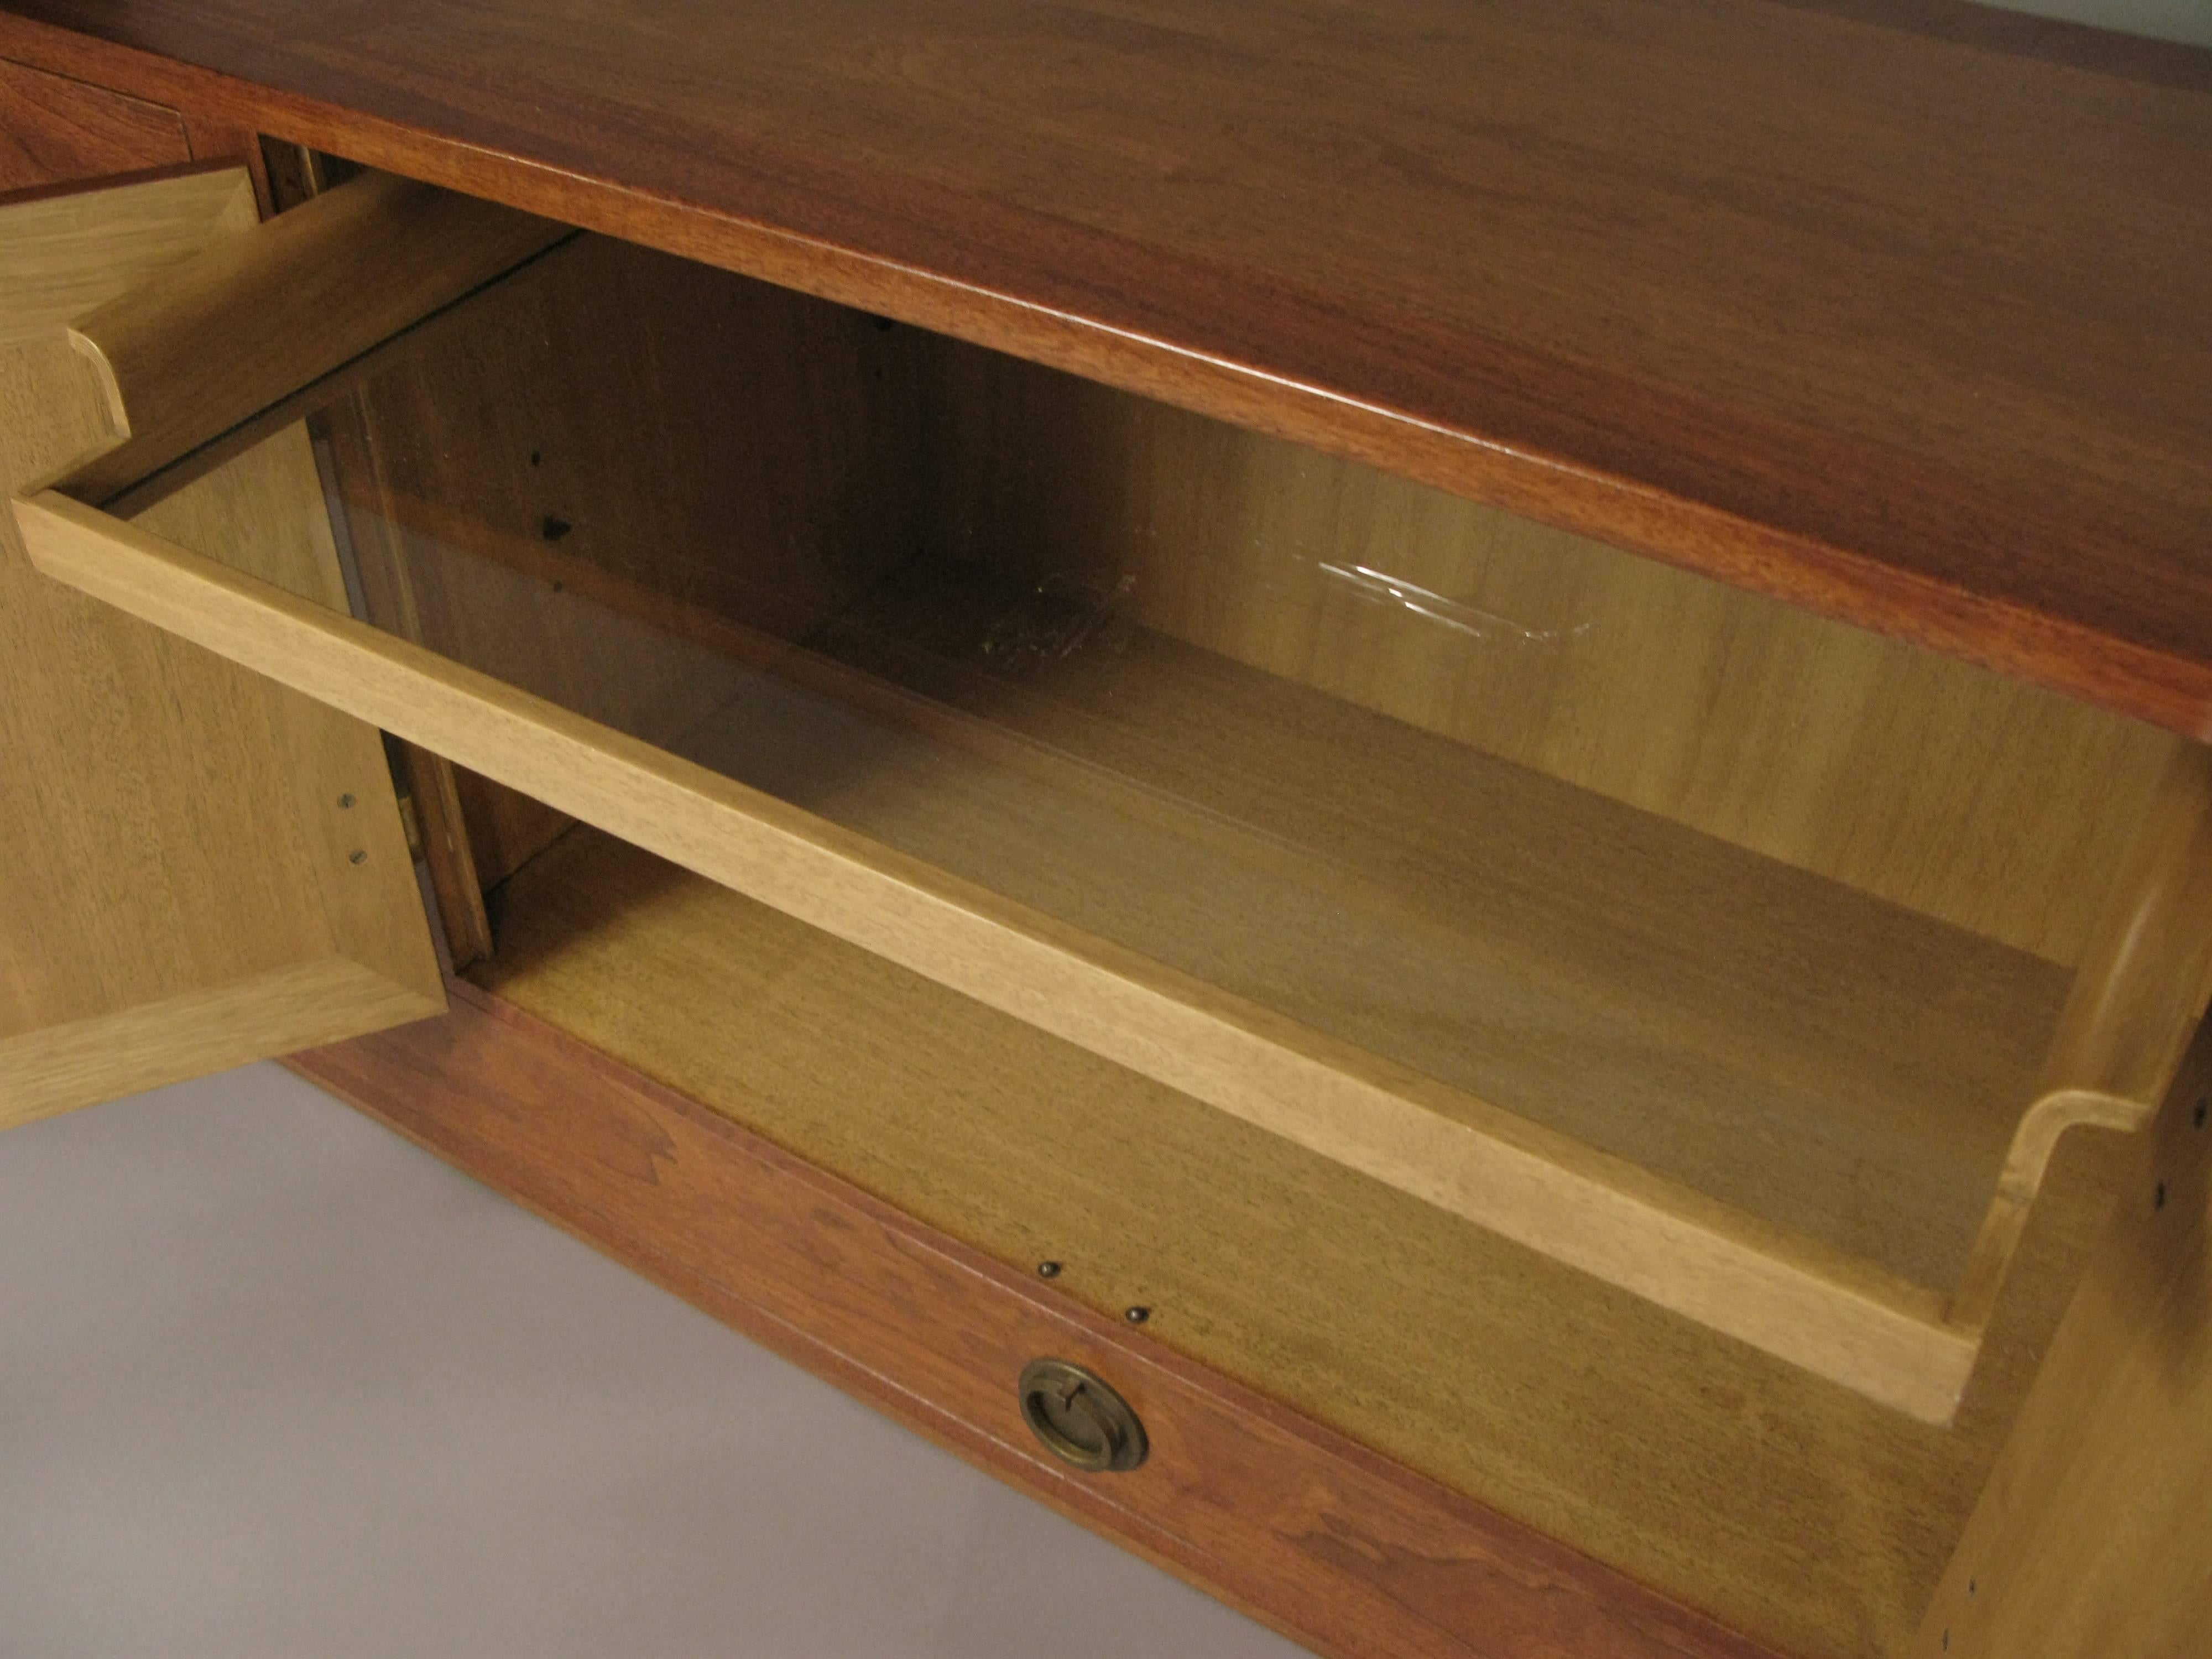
2, 7, 2208, 1656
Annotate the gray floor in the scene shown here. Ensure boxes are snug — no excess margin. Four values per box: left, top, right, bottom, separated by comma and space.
0, 1063, 1310, 1658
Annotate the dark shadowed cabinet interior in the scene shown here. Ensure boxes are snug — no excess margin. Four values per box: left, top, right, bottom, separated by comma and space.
2, 6, 2209, 1657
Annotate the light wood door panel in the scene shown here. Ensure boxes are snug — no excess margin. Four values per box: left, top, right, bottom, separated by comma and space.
0, 165, 442, 1127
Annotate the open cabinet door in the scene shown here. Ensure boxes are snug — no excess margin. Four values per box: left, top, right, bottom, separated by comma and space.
0, 163, 444, 1128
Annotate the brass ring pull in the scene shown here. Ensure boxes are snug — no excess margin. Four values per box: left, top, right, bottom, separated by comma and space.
1018, 1358, 1149, 1473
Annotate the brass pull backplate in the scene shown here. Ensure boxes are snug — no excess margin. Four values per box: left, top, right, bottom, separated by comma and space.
1018, 1358, 1149, 1473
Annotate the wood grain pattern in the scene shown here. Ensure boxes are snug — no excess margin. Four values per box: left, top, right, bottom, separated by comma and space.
325, 232, 2178, 972
338, 512, 2074, 1297
1916, 1016, 2212, 1658
909, 340, 2180, 969
18, 487, 2015, 1419
131, 425, 442, 1000
320, 392, 495, 966
0, 55, 186, 192
1949, 743, 2212, 1333
22, 169, 2177, 1406
377, 518, 2064, 1279
351, 234, 923, 645
268, 146, 490, 972
759, 580, 2073, 1293
0, 162, 248, 349
354, 493, 2191, 1344
293, 988, 1802, 1659
330, 233, 921, 891
2032, 744, 2212, 1115
455, 833, 2130, 1659
394, 536, 753, 889
0, 162, 439, 1123
61, 167, 570, 502
3, 956, 437, 1127
2, 14, 2198, 1645
0, 2, 2207, 734
286, 221, 2174, 1375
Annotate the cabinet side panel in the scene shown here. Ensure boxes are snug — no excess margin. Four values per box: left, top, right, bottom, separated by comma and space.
1917, 1012, 2212, 1657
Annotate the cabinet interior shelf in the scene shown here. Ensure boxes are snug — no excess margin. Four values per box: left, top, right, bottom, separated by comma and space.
17, 174, 2206, 1426
365, 517, 2140, 1425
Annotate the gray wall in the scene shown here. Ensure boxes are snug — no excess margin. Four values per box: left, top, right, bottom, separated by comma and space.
1996, 0, 2212, 46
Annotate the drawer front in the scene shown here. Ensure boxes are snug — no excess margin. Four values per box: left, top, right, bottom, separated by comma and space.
15, 164, 2209, 1419
293, 988, 1778, 1659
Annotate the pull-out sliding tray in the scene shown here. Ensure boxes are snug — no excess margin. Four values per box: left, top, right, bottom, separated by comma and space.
18, 166, 2211, 1422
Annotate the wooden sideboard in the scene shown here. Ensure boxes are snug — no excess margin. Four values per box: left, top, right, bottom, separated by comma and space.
3, 6, 2208, 1656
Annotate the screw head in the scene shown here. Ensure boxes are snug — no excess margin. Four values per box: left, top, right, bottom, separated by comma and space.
1036, 1261, 1062, 1279
348, 849, 368, 865
337, 793, 356, 809
1124, 1305, 1150, 1325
